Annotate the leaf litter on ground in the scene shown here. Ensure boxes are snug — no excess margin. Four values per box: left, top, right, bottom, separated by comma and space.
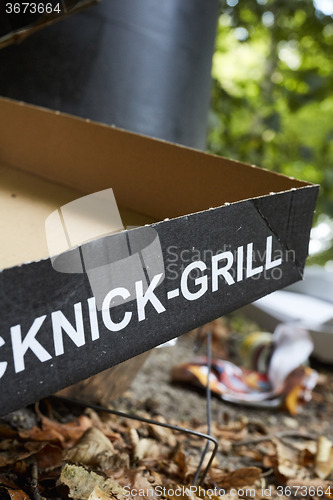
0, 395, 332, 500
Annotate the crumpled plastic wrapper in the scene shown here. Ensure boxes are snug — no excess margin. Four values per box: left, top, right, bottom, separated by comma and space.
172, 324, 318, 414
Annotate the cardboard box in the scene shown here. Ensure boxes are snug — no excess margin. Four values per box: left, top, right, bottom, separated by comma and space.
0, 97, 318, 416
0, 0, 97, 49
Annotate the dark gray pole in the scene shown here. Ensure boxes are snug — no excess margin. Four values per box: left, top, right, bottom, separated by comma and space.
0, 0, 219, 149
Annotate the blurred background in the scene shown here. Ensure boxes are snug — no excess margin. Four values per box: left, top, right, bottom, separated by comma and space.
208, 0, 333, 268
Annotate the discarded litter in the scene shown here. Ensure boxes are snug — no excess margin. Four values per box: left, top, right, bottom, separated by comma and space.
172, 324, 317, 414
240, 266, 333, 363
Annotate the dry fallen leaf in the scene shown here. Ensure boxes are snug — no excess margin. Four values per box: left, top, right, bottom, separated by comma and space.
19, 414, 92, 447
130, 428, 163, 461
0, 439, 46, 467
65, 427, 122, 471
274, 438, 309, 481
111, 470, 159, 500
210, 466, 262, 488
173, 447, 187, 480
88, 485, 112, 500
36, 443, 64, 470
235, 446, 264, 462
60, 464, 125, 500
0, 487, 30, 499
0, 421, 19, 439
282, 437, 317, 455
84, 408, 124, 442
136, 438, 162, 460
0, 473, 21, 490
315, 436, 333, 479
149, 418, 177, 448
213, 420, 249, 442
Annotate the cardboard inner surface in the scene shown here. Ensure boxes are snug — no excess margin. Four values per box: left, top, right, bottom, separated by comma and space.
0, 97, 313, 271
0, 162, 155, 270
1, 98, 310, 219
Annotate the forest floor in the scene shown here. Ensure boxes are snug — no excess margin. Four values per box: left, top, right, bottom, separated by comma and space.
1, 315, 332, 499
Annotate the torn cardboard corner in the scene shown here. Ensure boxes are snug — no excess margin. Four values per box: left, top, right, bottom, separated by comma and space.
0, 97, 318, 417
0, 0, 98, 50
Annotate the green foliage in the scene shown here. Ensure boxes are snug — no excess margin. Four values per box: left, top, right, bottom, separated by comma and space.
208, 0, 333, 232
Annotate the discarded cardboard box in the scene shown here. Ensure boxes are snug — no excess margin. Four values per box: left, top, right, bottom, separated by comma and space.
0, 0, 97, 50
0, 97, 318, 416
